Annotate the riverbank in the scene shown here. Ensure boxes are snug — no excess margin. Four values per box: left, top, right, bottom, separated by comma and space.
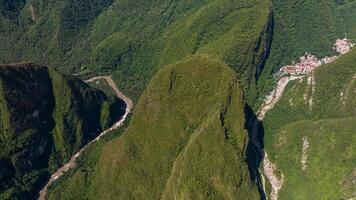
38, 76, 132, 200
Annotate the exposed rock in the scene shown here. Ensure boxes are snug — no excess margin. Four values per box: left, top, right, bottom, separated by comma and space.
301, 136, 310, 171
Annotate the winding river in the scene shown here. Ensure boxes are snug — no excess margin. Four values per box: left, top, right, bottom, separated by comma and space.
37, 73, 296, 200
255, 39, 354, 200
248, 75, 304, 200
38, 76, 132, 200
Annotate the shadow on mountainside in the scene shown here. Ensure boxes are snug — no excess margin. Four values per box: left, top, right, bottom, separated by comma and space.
244, 104, 266, 200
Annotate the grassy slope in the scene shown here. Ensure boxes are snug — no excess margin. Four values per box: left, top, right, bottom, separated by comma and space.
268, 118, 356, 199
0, 64, 125, 200
0, 0, 272, 103
47, 56, 259, 199
263, 47, 356, 199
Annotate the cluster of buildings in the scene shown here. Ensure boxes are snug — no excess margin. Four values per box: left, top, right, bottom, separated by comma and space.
279, 38, 354, 76
334, 38, 354, 54
280, 53, 323, 75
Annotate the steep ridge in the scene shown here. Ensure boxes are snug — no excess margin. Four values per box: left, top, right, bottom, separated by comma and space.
38, 76, 132, 200
257, 0, 356, 102
0, 63, 125, 200
262, 47, 356, 199
0, 1, 355, 199
47, 56, 261, 199
0, 0, 273, 103
92, 56, 259, 199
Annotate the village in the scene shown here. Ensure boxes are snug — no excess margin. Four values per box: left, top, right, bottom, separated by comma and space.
279, 38, 355, 76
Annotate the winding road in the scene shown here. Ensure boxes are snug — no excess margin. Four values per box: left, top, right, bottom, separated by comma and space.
38, 76, 132, 200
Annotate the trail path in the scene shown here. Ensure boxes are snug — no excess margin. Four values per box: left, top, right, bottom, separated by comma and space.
38, 76, 132, 200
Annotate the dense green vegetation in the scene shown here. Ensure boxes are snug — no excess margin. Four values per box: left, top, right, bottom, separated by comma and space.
263, 48, 356, 199
266, 118, 356, 199
2, 0, 355, 108
46, 114, 131, 200
261, 0, 356, 75
0, 63, 125, 199
254, 0, 356, 108
0, 0, 273, 104
1, 0, 356, 199
47, 56, 260, 199
88, 80, 122, 129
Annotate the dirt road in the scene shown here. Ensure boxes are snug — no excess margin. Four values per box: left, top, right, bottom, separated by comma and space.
256, 76, 303, 200
257, 76, 303, 121
38, 76, 132, 200
85, 76, 133, 110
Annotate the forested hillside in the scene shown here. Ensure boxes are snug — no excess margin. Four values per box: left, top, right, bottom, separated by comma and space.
261, 0, 356, 74
0, 0, 273, 103
263, 47, 356, 199
0, 63, 125, 199
0, 0, 356, 199
46, 56, 261, 200
1, 0, 355, 107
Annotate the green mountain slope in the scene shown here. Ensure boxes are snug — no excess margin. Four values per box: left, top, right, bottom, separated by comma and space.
3, 0, 355, 107
0, 0, 273, 103
261, 0, 356, 74
47, 56, 260, 199
263, 47, 356, 199
0, 63, 125, 200
0, 1, 355, 199
254, 0, 356, 105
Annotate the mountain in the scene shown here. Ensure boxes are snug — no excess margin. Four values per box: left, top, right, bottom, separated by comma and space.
263, 47, 356, 199
254, 0, 356, 106
46, 56, 261, 200
0, 0, 273, 103
0, 0, 356, 199
2, 0, 355, 106
264, 0, 356, 70
0, 63, 125, 199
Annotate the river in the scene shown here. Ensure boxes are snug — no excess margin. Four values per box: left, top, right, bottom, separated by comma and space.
38, 76, 132, 200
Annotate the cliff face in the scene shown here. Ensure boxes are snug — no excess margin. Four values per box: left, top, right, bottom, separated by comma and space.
0, 63, 125, 199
